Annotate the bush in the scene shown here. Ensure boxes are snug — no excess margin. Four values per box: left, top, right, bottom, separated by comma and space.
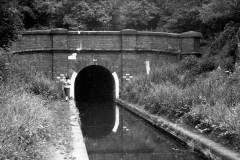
210, 21, 239, 56
188, 101, 240, 137
180, 56, 216, 87
179, 56, 199, 71
198, 57, 216, 73
29, 73, 62, 100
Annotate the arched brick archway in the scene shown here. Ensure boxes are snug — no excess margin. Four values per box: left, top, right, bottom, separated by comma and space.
75, 65, 115, 102
10, 29, 202, 81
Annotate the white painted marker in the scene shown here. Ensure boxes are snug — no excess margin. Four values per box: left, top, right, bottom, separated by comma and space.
70, 71, 77, 99
112, 106, 119, 133
112, 72, 119, 99
68, 53, 77, 60
145, 60, 150, 75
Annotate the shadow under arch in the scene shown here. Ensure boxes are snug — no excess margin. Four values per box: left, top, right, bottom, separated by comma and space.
74, 65, 116, 139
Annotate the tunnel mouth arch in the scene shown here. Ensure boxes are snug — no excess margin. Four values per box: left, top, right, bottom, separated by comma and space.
74, 65, 115, 103
74, 65, 116, 139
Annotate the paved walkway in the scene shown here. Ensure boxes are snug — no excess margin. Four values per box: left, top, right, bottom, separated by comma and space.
69, 100, 89, 160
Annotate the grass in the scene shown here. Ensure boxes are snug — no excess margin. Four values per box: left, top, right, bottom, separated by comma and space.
0, 91, 52, 159
121, 58, 240, 152
0, 55, 69, 159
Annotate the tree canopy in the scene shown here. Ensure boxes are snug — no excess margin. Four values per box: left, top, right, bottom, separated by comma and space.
0, 0, 22, 48
1, 0, 240, 50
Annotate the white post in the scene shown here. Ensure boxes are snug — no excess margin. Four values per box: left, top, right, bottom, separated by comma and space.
145, 60, 151, 75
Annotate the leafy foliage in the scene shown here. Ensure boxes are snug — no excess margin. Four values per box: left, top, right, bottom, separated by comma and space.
0, 1, 22, 48
67, 1, 111, 30
120, 0, 159, 30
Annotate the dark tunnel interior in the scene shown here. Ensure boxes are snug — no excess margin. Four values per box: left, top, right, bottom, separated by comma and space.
74, 65, 116, 139
75, 65, 115, 103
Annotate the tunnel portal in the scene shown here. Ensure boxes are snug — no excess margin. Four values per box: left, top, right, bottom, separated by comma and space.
74, 65, 116, 139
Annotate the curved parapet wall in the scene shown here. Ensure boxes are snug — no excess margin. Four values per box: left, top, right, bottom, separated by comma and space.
10, 29, 202, 55
9, 28, 202, 81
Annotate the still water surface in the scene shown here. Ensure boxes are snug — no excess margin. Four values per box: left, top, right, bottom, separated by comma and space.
79, 103, 206, 160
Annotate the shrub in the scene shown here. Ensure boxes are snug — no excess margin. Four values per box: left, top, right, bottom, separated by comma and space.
29, 73, 62, 100
179, 56, 199, 71
210, 21, 239, 56
188, 101, 240, 136
180, 57, 216, 87
219, 56, 235, 72
198, 57, 216, 73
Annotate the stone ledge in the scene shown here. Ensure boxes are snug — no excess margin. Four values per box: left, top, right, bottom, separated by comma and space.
180, 31, 203, 38
11, 48, 201, 56
68, 31, 121, 35
21, 28, 202, 38
116, 99, 240, 160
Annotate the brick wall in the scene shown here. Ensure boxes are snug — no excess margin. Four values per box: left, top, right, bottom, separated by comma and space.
10, 29, 202, 81
11, 29, 202, 53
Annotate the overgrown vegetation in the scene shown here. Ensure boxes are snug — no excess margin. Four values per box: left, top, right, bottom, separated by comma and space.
0, 54, 67, 159
122, 57, 240, 151
1, 0, 240, 156
1, 0, 240, 70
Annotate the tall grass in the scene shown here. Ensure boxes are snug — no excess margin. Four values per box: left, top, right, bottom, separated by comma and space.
5, 57, 62, 100
0, 92, 52, 159
121, 59, 240, 146
0, 55, 62, 159
29, 73, 62, 100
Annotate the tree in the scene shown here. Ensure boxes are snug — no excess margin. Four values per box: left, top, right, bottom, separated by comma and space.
119, 0, 159, 30
17, 0, 64, 29
65, 0, 111, 30
199, 0, 240, 34
165, 8, 203, 32
0, 0, 22, 48
157, 0, 209, 33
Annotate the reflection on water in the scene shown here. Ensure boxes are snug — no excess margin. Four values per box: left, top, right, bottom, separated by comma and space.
78, 101, 115, 139
78, 102, 206, 160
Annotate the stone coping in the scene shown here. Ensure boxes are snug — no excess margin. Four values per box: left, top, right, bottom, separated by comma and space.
116, 99, 240, 160
21, 29, 202, 38
10, 48, 200, 56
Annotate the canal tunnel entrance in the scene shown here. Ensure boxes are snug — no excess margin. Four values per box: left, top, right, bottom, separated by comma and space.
74, 65, 116, 139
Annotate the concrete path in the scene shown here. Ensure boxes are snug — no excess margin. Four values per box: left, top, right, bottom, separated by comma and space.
50, 101, 89, 160
69, 100, 89, 160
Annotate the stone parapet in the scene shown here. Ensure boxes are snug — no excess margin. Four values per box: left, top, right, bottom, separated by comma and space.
11, 29, 202, 56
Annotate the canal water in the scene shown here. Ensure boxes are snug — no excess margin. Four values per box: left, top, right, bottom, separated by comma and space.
78, 102, 206, 160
